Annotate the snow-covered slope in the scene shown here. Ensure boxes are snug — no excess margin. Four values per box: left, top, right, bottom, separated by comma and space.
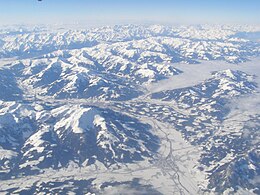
0, 24, 260, 194
151, 69, 256, 110
6, 57, 144, 101
0, 102, 159, 176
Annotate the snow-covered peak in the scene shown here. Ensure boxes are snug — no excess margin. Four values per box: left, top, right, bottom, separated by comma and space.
212, 69, 254, 81
53, 105, 99, 134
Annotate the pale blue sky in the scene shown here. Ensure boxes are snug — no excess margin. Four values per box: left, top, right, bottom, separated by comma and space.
0, 0, 259, 25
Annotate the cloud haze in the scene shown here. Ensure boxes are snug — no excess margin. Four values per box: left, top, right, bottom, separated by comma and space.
0, 0, 259, 25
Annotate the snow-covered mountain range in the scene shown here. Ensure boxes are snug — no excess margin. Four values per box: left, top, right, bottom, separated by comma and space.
1, 24, 260, 63
0, 24, 259, 194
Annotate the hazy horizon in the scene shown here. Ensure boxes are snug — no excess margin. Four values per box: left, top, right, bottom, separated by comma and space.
0, 0, 259, 26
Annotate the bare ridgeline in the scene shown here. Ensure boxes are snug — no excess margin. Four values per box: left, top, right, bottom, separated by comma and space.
0, 24, 260, 194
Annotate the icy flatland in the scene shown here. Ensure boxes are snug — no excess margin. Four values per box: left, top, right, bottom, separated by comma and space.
0, 24, 259, 194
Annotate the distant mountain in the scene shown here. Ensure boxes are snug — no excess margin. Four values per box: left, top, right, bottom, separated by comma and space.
0, 24, 259, 63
